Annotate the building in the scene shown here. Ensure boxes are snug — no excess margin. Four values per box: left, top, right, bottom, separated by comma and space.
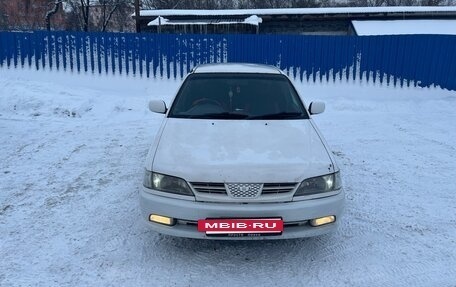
134, 6, 456, 35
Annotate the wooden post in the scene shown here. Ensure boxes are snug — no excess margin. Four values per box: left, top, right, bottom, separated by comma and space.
135, 0, 141, 33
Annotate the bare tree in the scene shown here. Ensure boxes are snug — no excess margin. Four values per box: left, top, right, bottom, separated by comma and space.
81, 0, 90, 31
98, 0, 129, 32
421, 0, 446, 5
291, 0, 322, 7
0, 2, 7, 30
217, 0, 238, 9
247, 0, 292, 8
1, 0, 59, 30
45, 0, 63, 30
141, 0, 184, 9
65, 0, 90, 31
64, 0, 132, 32
349, 0, 387, 6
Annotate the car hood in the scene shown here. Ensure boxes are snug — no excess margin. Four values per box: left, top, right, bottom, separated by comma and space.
150, 118, 334, 183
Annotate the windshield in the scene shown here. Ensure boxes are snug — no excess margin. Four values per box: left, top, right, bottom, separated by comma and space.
168, 73, 309, 120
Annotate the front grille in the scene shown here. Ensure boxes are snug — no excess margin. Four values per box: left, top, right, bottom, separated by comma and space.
261, 183, 297, 194
225, 183, 263, 198
191, 182, 227, 194
190, 182, 298, 199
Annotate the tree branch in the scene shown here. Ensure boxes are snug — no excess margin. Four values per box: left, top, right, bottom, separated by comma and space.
102, 4, 119, 32
45, 0, 63, 31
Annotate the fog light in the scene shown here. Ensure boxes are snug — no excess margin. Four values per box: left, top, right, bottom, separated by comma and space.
149, 214, 176, 226
310, 216, 336, 227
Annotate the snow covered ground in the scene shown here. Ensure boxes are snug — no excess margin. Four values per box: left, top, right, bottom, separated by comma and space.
1, 68, 455, 286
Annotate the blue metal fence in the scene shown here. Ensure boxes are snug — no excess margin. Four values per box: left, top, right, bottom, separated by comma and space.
1, 31, 456, 90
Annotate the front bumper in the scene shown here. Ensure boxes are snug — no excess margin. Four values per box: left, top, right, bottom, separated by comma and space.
140, 188, 345, 240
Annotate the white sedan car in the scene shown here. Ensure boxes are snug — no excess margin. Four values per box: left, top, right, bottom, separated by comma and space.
141, 63, 344, 239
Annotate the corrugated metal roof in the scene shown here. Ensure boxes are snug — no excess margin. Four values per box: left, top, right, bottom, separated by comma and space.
136, 6, 456, 17
148, 16, 262, 26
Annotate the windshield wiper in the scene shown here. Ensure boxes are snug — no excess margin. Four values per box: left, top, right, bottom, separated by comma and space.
188, 112, 250, 119
248, 112, 304, 120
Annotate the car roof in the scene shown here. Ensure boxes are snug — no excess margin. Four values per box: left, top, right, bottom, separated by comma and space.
192, 63, 283, 75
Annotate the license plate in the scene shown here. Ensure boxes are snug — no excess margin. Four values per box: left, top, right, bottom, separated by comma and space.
198, 218, 283, 236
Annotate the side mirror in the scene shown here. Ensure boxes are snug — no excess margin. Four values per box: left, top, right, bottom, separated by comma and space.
149, 100, 167, 114
309, 101, 325, 115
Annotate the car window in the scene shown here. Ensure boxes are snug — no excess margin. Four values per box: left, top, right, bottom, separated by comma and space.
168, 73, 309, 120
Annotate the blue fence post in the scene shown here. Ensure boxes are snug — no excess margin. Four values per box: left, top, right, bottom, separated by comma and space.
62, 32, 67, 71
118, 34, 123, 75
304, 36, 311, 81
131, 33, 135, 76
0, 32, 4, 67
145, 35, 150, 78
161, 33, 167, 78
40, 32, 46, 69
348, 36, 355, 82
428, 35, 444, 89
32, 32, 38, 70
442, 36, 456, 90
75, 33, 81, 73
124, 34, 129, 75
398, 36, 407, 87
145, 34, 150, 77
102, 34, 108, 75
166, 34, 171, 79
383, 36, 392, 86
153, 35, 159, 77
95, 33, 101, 74
12, 33, 17, 68
178, 36, 184, 78
22, 33, 29, 67
447, 37, 456, 90
56, 33, 62, 71
5, 33, 10, 67
68, 33, 74, 72
0, 32, 3, 67
320, 36, 328, 82
139, 35, 144, 77
48, 33, 54, 70
109, 34, 115, 75
376, 36, 385, 84
10, 33, 17, 68
83, 33, 89, 73
89, 33, 94, 73
172, 35, 177, 79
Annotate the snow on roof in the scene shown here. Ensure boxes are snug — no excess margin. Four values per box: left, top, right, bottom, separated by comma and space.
193, 63, 282, 74
244, 15, 263, 25
148, 15, 262, 26
136, 6, 456, 17
352, 19, 456, 35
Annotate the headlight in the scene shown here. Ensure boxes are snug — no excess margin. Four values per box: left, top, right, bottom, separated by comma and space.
294, 172, 342, 197
143, 171, 193, 196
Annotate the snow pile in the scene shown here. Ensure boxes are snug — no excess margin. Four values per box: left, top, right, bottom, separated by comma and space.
244, 15, 262, 26
0, 70, 180, 121
1, 67, 456, 286
148, 16, 170, 26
